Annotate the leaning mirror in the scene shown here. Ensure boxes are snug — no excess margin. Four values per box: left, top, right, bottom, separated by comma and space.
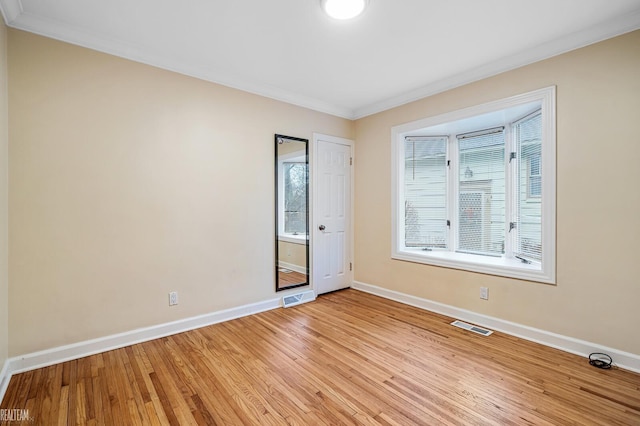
275, 134, 309, 291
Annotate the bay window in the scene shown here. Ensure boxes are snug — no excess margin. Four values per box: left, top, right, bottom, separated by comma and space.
391, 87, 556, 283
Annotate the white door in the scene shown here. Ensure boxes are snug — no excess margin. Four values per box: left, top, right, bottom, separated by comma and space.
313, 134, 352, 295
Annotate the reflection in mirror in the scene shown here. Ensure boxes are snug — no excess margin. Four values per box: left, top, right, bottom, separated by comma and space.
275, 134, 309, 291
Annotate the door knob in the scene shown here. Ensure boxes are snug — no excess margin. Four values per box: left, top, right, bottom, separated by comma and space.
319, 225, 326, 231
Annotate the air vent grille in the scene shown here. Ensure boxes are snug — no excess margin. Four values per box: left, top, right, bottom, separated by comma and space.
451, 320, 493, 336
282, 290, 315, 308
283, 294, 302, 305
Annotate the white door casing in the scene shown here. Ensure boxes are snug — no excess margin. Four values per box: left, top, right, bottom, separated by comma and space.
312, 134, 353, 295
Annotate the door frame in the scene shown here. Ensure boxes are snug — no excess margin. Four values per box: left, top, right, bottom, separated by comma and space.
311, 133, 355, 295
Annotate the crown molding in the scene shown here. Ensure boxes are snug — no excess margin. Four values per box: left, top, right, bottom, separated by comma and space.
351, 8, 640, 119
1, 2, 639, 121
1, 6, 356, 119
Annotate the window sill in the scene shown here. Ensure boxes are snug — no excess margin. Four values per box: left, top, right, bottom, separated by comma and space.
278, 234, 307, 245
392, 248, 554, 284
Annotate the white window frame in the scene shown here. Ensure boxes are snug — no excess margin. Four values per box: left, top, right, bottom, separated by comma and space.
277, 151, 307, 245
391, 87, 556, 284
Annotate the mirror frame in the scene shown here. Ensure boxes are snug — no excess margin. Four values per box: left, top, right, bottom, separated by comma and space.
275, 134, 310, 292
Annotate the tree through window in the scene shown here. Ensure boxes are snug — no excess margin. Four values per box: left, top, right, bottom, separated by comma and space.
283, 162, 307, 235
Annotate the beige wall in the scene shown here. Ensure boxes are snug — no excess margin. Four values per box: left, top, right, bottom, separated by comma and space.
278, 240, 307, 270
7, 30, 352, 355
0, 20, 8, 371
354, 30, 640, 355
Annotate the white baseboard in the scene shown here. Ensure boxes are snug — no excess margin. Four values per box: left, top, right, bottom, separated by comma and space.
3, 283, 638, 404
0, 296, 281, 403
278, 261, 306, 275
352, 281, 640, 374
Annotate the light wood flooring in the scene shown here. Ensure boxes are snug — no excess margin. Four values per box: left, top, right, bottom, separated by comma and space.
277, 269, 307, 290
1, 289, 639, 425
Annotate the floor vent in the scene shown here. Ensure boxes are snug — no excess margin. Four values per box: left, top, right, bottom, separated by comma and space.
451, 320, 493, 336
282, 290, 315, 308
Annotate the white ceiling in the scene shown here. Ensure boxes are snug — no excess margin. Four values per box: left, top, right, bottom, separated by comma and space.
2, 0, 640, 119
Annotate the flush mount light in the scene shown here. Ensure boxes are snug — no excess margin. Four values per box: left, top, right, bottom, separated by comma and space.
321, 0, 368, 20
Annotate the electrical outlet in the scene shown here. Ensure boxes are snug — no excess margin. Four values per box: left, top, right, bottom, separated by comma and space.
480, 287, 489, 300
169, 291, 178, 306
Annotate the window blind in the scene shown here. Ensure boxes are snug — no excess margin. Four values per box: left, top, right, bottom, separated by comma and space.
514, 111, 542, 261
404, 137, 448, 248
457, 129, 505, 256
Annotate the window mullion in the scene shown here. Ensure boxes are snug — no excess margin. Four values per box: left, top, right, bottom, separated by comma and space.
504, 124, 515, 259
447, 135, 457, 253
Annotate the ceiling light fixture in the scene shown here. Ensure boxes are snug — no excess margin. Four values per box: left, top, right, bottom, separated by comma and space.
321, 0, 368, 20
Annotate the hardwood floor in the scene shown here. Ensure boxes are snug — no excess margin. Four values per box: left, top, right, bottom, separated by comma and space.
277, 269, 306, 290
2, 289, 639, 425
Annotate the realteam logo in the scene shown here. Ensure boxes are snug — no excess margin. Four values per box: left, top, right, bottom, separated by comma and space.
0, 409, 33, 422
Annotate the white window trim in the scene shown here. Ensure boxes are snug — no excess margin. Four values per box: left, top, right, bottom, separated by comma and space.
278, 234, 307, 245
391, 87, 556, 284
277, 151, 307, 240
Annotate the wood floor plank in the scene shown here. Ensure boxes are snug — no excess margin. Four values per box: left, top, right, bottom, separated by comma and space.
57, 385, 69, 426
194, 325, 311, 424
143, 340, 198, 425
66, 360, 78, 426
148, 371, 181, 426
169, 331, 252, 425
102, 350, 125, 425
2, 289, 639, 425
